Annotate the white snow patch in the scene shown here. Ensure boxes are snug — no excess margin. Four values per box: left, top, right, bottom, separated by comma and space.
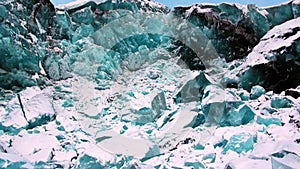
227, 157, 271, 169
12, 133, 60, 155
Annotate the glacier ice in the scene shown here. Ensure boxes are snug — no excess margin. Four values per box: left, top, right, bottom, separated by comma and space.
0, 0, 300, 168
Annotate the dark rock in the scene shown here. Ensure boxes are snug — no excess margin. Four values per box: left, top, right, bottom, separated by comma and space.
285, 88, 300, 98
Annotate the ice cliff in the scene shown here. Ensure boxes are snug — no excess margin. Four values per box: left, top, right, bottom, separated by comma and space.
0, 0, 300, 168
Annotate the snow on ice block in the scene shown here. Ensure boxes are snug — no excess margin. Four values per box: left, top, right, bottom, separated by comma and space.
226, 157, 271, 169
12, 133, 60, 155
23, 94, 56, 128
0, 153, 33, 169
95, 129, 153, 158
250, 141, 300, 161
271, 152, 300, 169
0, 87, 56, 133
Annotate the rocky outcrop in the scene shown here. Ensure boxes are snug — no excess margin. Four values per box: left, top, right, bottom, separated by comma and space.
229, 17, 300, 93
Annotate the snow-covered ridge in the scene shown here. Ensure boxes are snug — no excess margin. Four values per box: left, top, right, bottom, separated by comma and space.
247, 17, 300, 66
57, 0, 107, 10
57, 0, 168, 11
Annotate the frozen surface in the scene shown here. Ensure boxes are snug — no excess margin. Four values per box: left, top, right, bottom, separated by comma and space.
0, 0, 299, 168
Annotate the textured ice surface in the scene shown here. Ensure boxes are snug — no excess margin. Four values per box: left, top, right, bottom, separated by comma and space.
0, 0, 300, 168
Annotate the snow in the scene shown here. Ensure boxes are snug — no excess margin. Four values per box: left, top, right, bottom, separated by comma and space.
57, 0, 107, 10
23, 94, 55, 122
0, 153, 29, 163
294, 0, 300, 4
57, 0, 167, 11
251, 140, 300, 159
184, 5, 212, 17
95, 129, 152, 158
12, 133, 60, 155
227, 157, 272, 169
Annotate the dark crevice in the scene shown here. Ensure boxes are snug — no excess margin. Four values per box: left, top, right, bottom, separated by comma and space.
17, 93, 29, 123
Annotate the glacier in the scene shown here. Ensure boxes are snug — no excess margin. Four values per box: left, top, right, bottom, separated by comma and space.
0, 0, 300, 168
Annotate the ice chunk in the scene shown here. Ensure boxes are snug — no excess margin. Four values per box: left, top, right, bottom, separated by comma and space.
0, 153, 33, 168
53, 11, 73, 39
202, 153, 216, 163
0, 88, 56, 132
184, 161, 206, 168
202, 99, 254, 127
200, 84, 254, 127
52, 150, 77, 163
0, 153, 28, 163
236, 89, 250, 101
223, 133, 254, 154
23, 94, 56, 127
250, 85, 266, 100
271, 96, 294, 109
257, 116, 281, 127
122, 107, 155, 125
151, 92, 167, 118
175, 72, 212, 103
23, 149, 53, 163
265, 2, 295, 27
219, 103, 255, 127
77, 154, 104, 169
43, 55, 73, 81
271, 152, 300, 169
71, 6, 94, 24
